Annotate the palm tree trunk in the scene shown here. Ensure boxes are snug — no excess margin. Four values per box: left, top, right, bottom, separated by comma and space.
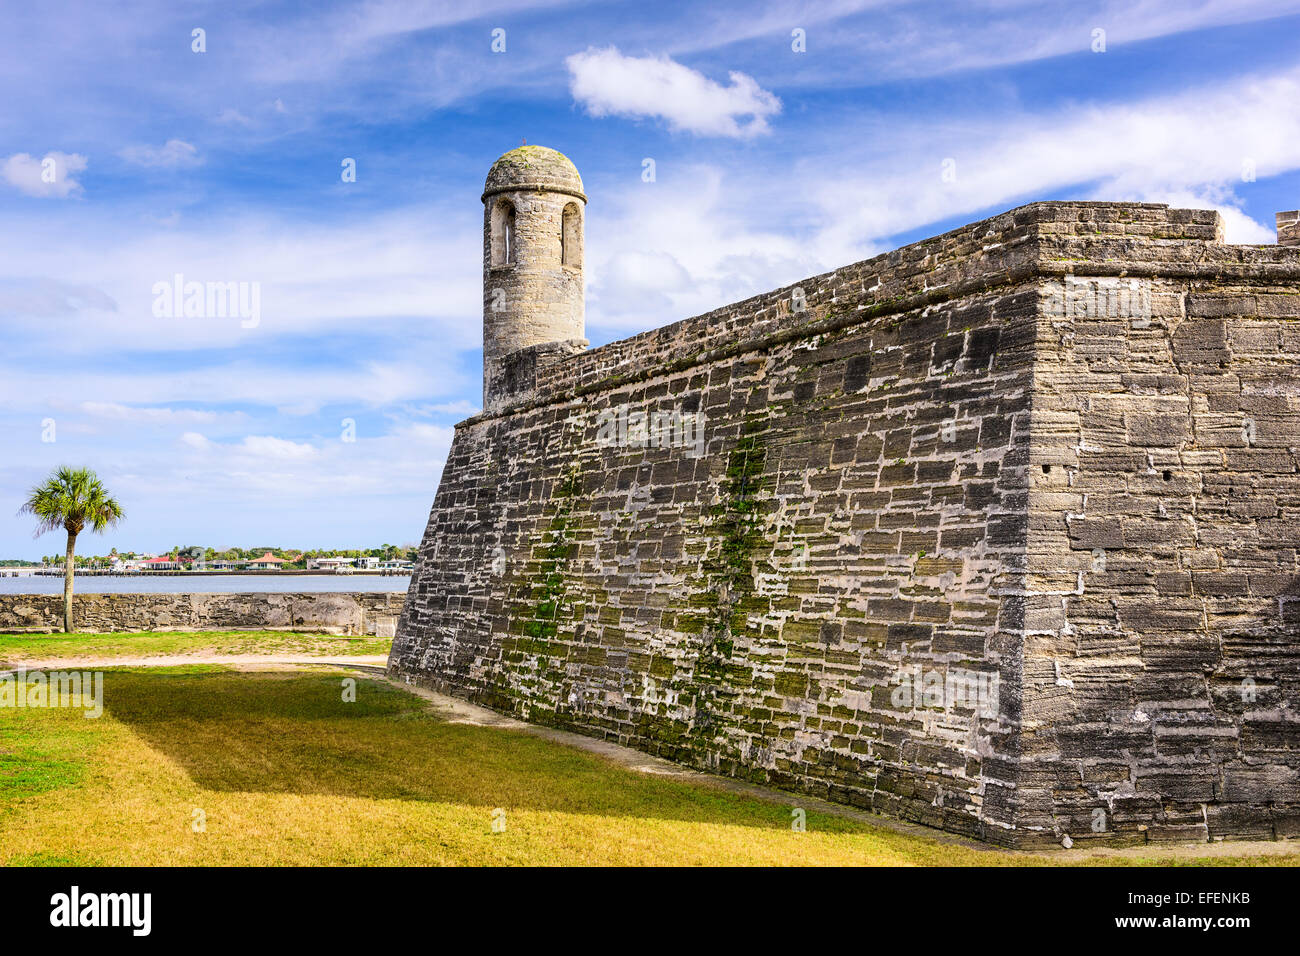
63, 531, 77, 633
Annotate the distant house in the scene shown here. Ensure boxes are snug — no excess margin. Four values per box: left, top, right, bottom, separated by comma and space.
308, 556, 354, 570
145, 555, 184, 570
357, 556, 380, 570
208, 559, 243, 570
246, 552, 286, 570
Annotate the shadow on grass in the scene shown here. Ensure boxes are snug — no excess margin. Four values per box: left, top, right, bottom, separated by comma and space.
101, 668, 862, 833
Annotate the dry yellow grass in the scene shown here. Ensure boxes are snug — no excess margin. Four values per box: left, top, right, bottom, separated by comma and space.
2, 666, 1297, 866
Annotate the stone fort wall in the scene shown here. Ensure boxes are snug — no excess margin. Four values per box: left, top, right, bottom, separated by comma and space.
391, 201, 1300, 847
1024, 250, 1300, 844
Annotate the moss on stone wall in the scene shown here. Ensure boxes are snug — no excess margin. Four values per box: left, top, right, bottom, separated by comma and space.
514, 466, 582, 651
690, 415, 772, 740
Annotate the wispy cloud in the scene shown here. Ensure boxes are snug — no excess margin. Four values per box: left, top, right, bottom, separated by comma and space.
161, 422, 454, 504
0, 205, 483, 355
807, 64, 1300, 247
580, 61, 1300, 342
81, 402, 238, 425
2, 152, 87, 198
586, 165, 838, 334
0, 278, 116, 317
567, 47, 781, 137
238, 435, 318, 460
0, 359, 461, 418
119, 139, 202, 168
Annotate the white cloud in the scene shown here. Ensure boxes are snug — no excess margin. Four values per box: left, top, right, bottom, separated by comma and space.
0, 415, 456, 556
662, 1, 1300, 87
2, 152, 87, 198
0, 359, 452, 419
216, 108, 254, 127
805, 65, 1300, 250
419, 399, 480, 417
1105, 187, 1278, 244
580, 63, 1300, 340
585, 165, 867, 334
0, 204, 483, 357
566, 47, 781, 138
81, 402, 241, 425
590, 250, 694, 319
119, 139, 202, 168
0, 278, 116, 317
156, 420, 454, 502
240, 435, 317, 460
962, 0, 1300, 77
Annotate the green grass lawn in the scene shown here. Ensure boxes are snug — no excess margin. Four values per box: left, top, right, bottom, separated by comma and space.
0, 630, 392, 662
2, 663, 1297, 866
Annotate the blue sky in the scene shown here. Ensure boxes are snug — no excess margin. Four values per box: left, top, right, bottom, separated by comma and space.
3, 0, 1299, 559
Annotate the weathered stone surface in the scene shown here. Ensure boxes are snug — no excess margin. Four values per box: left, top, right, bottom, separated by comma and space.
0, 592, 402, 636
1278, 210, 1299, 248
392, 193, 1300, 848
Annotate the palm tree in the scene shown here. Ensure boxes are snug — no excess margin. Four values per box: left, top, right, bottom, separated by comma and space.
19, 466, 125, 632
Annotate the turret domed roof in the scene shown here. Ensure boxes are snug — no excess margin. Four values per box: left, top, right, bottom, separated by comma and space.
483, 145, 585, 202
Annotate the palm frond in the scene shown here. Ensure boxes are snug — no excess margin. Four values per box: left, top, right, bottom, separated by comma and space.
18, 466, 126, 539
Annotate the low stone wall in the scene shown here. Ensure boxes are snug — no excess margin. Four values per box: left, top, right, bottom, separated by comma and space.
0, 592, 406, 636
